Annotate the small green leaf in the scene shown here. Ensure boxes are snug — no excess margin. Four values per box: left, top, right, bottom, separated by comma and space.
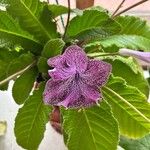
103, 76, 150, 138
63, 101, 119, 150
119, 134, 150, 150
12, 67, 38, 104
15, 83, 52, 150
42, 38, 65, 58
48, 4, 69, 17
37, 57, 49, 73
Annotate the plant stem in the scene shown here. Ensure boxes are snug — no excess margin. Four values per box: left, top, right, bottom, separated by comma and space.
114, 0, 149, 17
88, 52, 119, 58
0, 61, 36, 86
63, 0, 71, 40
111, 0, 126, 18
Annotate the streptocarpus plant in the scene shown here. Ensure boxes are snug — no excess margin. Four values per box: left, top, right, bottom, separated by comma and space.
0, 0, 150, 150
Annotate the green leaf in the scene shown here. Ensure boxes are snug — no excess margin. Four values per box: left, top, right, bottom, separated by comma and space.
38, 38, 65, 73
67, 10, 121, 39
15, 83, 51, 150
12, 67, 38, 104
63, 101, 119, 150
116, 16, 150, 39
0, 10, 42, 52
7, 0, 57, 43
100, 35, 150, 52
37, 57, 49, 73
103, 76, 150, 138
94, 16, 150, 51
105, 58, 149, 97
119, 134, 150, 150
42, 38, 65, 58
0, 51, 35, 87
48, 4, 68, 17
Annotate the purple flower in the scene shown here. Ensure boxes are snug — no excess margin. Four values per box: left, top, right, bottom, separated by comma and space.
43, 45, 111, 108
119, 48, 150, 63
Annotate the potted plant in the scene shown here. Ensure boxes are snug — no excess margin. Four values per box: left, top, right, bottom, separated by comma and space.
0, 0, 150, 149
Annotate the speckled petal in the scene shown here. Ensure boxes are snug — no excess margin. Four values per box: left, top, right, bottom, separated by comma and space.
47, 55, 62, 67
68, 95, 102, 108
80, 82, 101, 101
63, 45, 88, 73
57, 82, 81, 108
82, 60, 112, 86
43, 79, 72, 105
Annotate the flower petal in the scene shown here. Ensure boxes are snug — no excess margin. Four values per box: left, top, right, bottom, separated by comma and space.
57, 81, 81, 108
43, 79, 72, 105
80, 82, 101, 100
47, 55, 62, 67
68, 95, 102, 108
119, 48, 150, 63
82, 60, 112, 86
63, 45, 88, 73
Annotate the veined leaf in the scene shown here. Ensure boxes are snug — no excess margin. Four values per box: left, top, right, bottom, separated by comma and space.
116, 16, 150, 39
100, 35, 150, 52
42, 38, 65, 58
7, 0, 57, 43
12, 67, 38, 104
0, 10, 42, 52
88, 52, 149, 97
63, 101, 119, 150
103, 76, 150, 138
94, 16, 150, 51
119, 134, 150, 150
48, 4, 68, 17
106, 58, 149, 97
67, 10, 121, 39
38, 38, 65, 73
0, 51, 35, 87
15, 83, 52, 150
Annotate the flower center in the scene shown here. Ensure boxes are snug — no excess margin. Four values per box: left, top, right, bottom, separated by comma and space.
75, 72, 80, 81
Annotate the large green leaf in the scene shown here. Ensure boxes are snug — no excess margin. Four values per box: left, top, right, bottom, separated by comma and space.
7, 0, 57, 43
106, 58, 149, 97
12, 66, 38, 104
15, 83, 51, 150
119, 134, 150, 150
63, 101, 119, 150
100, 35, 150, 52
0, 50, 35, 88
116, 16, 150, 39
87, 53, 149, 96
103, 76, 150, 138
0, 10, 42, 52
66, 10, 121, 39
94, 16, 150, 51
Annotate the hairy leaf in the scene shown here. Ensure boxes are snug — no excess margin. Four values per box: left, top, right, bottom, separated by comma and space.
103, 76, 150, 138
0, 10, 42, 52
12, 67, 38, 104
119, 134, 150, 150
63, 101, 119, 150
67, 10, 121, 39
7, 0, 57, 43
0, 50, 35, 87
15, 83, 51, 150
48, 4, 68, 17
